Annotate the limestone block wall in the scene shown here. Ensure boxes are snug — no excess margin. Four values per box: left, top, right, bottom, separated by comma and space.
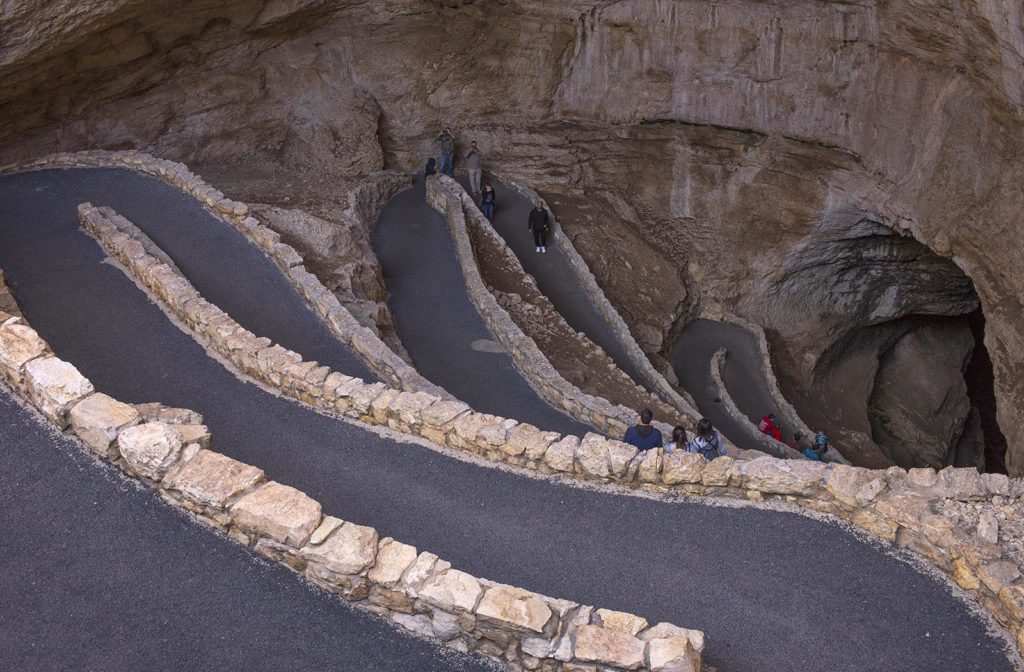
0, 276, 705, 672
492, 171, 700, 418
0, 150, 446, 399
76, 201, 1024, 659
710, 348, 807, 461
708, 308, 843, 461
425, 174, 678, 440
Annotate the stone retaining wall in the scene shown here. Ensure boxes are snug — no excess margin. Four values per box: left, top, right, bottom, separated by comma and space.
710, 348, 806, 461
0, 272, 706, 672
708, 307, 847, 462
77, 202, 1024, 660
0, 150, 447, 399
426, 174, 677, 440
490, 171, 700, 419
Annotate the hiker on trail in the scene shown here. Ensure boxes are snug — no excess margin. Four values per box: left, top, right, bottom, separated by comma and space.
623, 408, 663, 452
758, 413, 775, 435
436, 127, 456, 177
665, 425, 688, 453
481, 182, 496, 220
528, 200, 549, 253
466, 141, 483, 195
687, 418, 726, 460
425, 157, 437, 177
770, 424, 783, 442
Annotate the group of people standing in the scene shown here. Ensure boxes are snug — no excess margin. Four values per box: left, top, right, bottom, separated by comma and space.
758, 414, 830, 461
429, 128, 496, 217
427, 128, 548, 252
622, 409, 727, 461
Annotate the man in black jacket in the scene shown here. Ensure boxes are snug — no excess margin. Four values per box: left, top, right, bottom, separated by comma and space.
527, 200, 549, 253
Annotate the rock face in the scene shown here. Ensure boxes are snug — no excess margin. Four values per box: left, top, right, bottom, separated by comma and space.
1, 0, 1023, 472
869, 321, 976, 469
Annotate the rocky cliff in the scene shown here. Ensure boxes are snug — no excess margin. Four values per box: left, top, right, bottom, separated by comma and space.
1, 0, 1021, 473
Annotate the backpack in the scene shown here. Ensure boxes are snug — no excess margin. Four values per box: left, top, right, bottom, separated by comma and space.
691, 434, 720, 460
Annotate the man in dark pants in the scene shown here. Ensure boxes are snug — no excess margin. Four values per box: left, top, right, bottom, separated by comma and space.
527, 200, 549, 253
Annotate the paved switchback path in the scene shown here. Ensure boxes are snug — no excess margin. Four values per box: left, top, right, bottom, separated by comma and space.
672, 319, 790, 453
0, 392, 495, 672
466, 179, 648, 388
0, 168, 1013, 672
374, 177, 590, 436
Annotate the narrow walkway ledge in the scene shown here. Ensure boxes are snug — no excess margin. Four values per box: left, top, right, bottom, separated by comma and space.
425, 174, 680, 440
77, 202, 1024, 665
0, 281, 706, 672
0, 150, 445, 398
490, 171, 698, 419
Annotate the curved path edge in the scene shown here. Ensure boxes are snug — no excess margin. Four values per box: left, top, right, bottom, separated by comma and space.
709, 307, 850, 463
75, 201, 1024, 663
426, 175, 672, 439
0, 273, 705, 672
0, 150, 448, 399
490, 171, 700, 419
711, 348, 809, 461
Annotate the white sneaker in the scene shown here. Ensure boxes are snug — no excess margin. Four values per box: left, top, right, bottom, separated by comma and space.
542, 246, 547, 253
535, 246, 541, 252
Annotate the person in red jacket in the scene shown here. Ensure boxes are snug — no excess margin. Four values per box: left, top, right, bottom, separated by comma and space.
758, 413, 775, 435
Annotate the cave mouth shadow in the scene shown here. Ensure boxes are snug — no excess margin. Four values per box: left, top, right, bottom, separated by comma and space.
767, 211, 1008, 473
963, 307, 1009, 473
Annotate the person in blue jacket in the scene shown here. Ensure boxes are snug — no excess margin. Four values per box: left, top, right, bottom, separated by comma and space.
623, 408, 663, 452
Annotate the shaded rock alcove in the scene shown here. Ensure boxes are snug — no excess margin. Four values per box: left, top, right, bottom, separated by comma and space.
760, 210, 1007, 472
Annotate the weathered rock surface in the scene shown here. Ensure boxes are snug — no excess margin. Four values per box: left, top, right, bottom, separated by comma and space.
69, 392, 141, 460
116, 421, 185, 480
24, 356, 94, 428
162, 449, 265, 508
2, 0, 1024, 472
231, 481, 322, 547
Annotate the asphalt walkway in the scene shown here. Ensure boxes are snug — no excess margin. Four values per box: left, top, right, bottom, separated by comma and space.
374, 177, 590, 436
0, 168, 1013, 672
465, 178, 648, 387
672, 319, 790, 452
0, 390, 494, 672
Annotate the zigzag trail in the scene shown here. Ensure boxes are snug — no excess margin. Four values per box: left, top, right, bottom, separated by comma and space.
0, 164, 1015, 671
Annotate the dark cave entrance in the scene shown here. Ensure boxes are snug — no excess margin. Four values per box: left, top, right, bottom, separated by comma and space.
962, 308, 1009, 473
768, 212, 1008, 472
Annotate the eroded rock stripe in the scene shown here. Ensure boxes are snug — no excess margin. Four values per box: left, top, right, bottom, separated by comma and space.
0, 281, 704, 672
73, 202, 1024, 659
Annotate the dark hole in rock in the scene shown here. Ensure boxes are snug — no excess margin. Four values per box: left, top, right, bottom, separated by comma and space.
764, 211, 1007, 473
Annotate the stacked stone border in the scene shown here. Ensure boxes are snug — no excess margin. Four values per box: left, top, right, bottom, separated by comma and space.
489, 171, 700, 419
0, 150, 448, 399
710, 348, 806, 461
426, 174, 679, 440
707, 306, 848, 462
77, 202, 1024, 662
0, 274, 706, 672
492, 171, 848, 464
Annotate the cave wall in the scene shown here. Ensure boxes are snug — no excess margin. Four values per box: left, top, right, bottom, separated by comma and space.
1, 0, 1022, 472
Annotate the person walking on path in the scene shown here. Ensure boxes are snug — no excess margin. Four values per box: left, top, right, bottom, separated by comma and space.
623, 408, 663, 452
437, 127, 456, 177
758, 413, 775, 435
466, 141, 483, 195
687, 418, 726, 460
481, 182, 496, 220
528, 200, 549, 253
